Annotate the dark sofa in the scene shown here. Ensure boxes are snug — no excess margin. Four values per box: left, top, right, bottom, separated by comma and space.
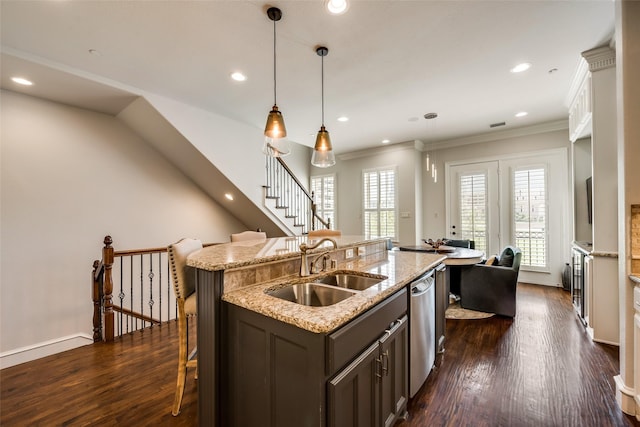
459, 246, 522, 317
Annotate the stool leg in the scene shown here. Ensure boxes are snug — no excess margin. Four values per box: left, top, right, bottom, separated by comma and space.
172, 304, 188, 416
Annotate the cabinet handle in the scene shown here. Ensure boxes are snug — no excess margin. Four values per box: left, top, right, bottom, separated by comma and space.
381, 350, 389, 377
375, 355, 383, 379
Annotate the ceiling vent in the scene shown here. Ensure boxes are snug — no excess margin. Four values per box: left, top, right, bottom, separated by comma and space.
490, 121, 506, 128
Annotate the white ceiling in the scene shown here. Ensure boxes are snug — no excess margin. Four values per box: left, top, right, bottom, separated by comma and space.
0, 1, 615, 154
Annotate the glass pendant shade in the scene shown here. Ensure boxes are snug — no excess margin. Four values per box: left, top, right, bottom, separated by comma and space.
263, 105, 290, 156
311, 125, 336, 167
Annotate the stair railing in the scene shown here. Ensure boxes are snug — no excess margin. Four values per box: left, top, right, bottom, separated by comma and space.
264, 156, 331, 234
92, 235, 218, 342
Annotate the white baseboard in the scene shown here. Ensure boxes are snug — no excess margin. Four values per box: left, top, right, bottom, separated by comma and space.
0, 333, 93, 369
614, 374, 636, 416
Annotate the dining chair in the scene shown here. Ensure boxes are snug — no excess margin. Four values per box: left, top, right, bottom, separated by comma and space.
230, 230, 267, 242
307, 229, 342, 238
168, 237, 202, 416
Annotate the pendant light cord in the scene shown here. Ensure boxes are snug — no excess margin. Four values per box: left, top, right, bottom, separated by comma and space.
273, 18, 277, 105
321, 53, 325, 126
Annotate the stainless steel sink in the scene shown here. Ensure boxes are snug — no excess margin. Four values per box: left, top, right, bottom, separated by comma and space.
266, 283, 357, 306
314, 272, 387, 291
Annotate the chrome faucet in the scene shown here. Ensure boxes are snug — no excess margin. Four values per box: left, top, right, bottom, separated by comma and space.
299, 238, 338, 277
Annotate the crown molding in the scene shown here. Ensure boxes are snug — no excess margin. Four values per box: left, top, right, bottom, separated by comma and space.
338, 140, 423, 161
426, 120, 568, 151
582, 45, 616, 72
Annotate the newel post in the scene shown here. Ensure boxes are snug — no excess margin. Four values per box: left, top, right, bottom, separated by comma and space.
92, 259, 103, 342
103, 235, 115, 342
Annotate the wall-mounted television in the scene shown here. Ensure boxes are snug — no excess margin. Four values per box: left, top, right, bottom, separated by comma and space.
586, 176, 593, 225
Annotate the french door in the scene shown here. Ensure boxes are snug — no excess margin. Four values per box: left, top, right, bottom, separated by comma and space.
447, 161, 500, 256
445, 149, 569, 286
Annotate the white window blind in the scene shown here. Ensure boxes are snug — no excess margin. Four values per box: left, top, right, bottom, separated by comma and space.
513, 167, 547, 268
311, 174, 336, 228
363, 168, 397, 239
459, 173, 488, 252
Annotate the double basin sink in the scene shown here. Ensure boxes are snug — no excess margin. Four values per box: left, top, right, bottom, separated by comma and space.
266, 272, 387, 307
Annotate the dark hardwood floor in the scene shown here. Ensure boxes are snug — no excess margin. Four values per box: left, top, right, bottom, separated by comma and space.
1, 283, 637, 426
399, 283, 639, 427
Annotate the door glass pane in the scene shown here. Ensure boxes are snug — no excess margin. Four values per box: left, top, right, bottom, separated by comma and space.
459, 173, 487, 252
514, 168, 547, 267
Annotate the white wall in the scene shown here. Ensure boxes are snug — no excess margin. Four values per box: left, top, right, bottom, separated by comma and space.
0, 90, 246, 367
423, 129, 571, 239
422, 128, 572, 286
317, 143, 423, 246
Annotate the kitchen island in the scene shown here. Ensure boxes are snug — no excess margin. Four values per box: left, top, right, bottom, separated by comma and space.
187, 235, 445, 427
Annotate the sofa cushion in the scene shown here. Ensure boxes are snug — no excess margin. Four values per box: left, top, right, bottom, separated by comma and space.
497, 248, 514, 267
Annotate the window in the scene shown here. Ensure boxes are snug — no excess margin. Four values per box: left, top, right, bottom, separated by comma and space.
513, 167, 547, 268
459, 173, 488, 253
311, 174, 336, 228
363, 167, 397, 240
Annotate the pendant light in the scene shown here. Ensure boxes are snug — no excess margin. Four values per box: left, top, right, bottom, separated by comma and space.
263, 7, 290, 157
424, 112, 438, 183
311, 46, 336, 168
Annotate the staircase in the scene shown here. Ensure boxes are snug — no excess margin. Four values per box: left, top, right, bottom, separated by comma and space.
264, 155, 330, 235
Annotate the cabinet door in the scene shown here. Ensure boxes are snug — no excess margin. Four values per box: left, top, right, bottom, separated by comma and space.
327, 341, 379, 427
379, 316, 409, 427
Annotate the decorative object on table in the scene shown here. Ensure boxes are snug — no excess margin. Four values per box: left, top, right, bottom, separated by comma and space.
423, 238, 446, 249
445, 301, 494, 320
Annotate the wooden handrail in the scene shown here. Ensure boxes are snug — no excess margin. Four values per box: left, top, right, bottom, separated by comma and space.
92, 236, 220, 343
276, 157, 314, 201
114, 306, 160, 325
269, 157, 331, 232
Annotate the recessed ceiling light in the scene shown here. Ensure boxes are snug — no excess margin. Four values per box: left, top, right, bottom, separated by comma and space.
337, 116, 349, 122
230, 72, 247, 82
515, 112, 528, 118
326, 0, 349, 15
510, 63, 531, 73
382, 139, 391, 144
225, 193, 234, 201
11, 77, 33, 86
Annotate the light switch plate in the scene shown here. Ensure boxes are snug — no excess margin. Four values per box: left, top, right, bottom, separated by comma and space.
345, 248, 354, 259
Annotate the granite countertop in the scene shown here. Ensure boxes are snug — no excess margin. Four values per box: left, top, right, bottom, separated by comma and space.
222, 250, 445, 334
187, 235, 384, 272
631, 275, 640, 285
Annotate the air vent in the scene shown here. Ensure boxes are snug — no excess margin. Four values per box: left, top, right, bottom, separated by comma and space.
490, 121, 506, 128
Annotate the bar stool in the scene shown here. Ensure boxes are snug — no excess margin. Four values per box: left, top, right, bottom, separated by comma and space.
168, 238, 202, 416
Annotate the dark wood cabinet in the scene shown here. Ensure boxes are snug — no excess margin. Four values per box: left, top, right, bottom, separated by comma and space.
224, 288, 408, 427
327, 315, 408, 427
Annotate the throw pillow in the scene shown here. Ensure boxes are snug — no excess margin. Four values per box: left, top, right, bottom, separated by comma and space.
486, 255, 498, 266
497, 248, 514, 267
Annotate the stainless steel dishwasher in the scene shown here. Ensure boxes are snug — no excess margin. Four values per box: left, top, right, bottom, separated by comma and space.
409, 268, 436, 397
